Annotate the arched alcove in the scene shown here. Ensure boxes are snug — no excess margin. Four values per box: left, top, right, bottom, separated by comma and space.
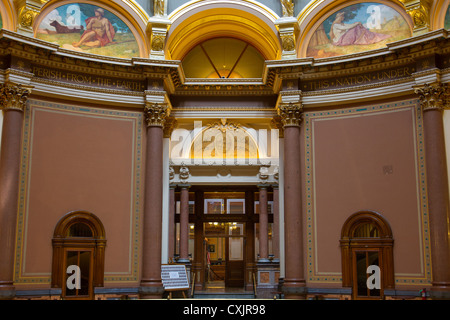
340, 210, 394, 299
51, 210, 106, 300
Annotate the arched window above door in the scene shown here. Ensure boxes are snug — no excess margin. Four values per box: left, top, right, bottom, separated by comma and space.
181, 38, 265, 79
353, 222, 380, 238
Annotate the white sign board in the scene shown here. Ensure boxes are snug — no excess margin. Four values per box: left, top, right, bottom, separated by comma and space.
161, 264, 189, 290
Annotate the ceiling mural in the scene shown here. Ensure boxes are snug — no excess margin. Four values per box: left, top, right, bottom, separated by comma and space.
36, 3, 140, 59
306, 2, 410, 59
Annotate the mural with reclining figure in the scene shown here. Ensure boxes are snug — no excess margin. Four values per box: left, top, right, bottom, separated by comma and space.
306, 2, 410, 59
36, 3, 140, 59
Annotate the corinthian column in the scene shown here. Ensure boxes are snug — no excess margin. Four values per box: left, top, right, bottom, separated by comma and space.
0, 83, 30, 299
140, 102, 171, 299
415, 83, 450, 299
277, 101, 305, 299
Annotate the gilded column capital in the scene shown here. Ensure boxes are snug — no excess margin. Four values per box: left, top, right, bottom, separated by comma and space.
415, 83, 445, 112
144, 102, 171, 127
163, 116, 177, 138
271, 115, 284, 138
0, 83, 31, 112
277, 102, 303, 127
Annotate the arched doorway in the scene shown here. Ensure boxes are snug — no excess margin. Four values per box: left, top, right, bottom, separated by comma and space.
340, 211, 394, 300
51, 211, 106, 300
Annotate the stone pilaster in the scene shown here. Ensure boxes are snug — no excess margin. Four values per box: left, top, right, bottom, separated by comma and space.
275, 17, 300, 60
147, 19, 171, 60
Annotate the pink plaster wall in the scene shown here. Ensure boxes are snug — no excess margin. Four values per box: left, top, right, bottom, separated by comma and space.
19, 102, 142, 283
308, 104, 425, 279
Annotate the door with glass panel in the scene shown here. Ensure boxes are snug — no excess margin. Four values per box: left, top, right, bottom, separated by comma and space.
62, 248, 94, 300
352, 249, 383, 300
204, 222, 245, 288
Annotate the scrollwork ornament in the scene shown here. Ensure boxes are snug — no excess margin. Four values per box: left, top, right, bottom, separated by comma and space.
179, 166, 189, 184
281, 35, 295, 52
151, 35, 165, 51
415, 83, 445, 112
0, 83, 31, 112
412, 9, 426, 27
277, 102, 303, 127
144, 103, 170, 127
20, 10, 35, 28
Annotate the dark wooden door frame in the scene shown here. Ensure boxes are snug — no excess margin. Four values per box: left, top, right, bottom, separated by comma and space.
186, 185, 272, 290
340, 211, 394, 300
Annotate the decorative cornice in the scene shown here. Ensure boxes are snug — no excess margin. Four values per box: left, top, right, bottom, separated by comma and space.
0, 82, 31, 111
277, 102, 303, 127
144, 102, 171, 127
414, 83, 445, 111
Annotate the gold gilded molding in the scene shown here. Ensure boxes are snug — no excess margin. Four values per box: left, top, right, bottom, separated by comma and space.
281, 0, 294, 17
277, 102, 303, 127
415, 83, 445, 111
271, 115, 284, 138
401, 0, 432, 34
0, 83, 31, 111
144, 102, 171, 127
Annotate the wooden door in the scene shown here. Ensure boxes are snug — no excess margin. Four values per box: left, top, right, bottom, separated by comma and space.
225, 232, 245, 287
62, 248, 94, 300
352, 249, 383, 300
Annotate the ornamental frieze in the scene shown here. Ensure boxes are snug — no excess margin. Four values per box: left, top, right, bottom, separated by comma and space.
300, 64, 415, 92
30, 64, 146, 92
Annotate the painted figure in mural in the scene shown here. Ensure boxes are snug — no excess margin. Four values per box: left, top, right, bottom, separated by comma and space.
281, 0, 294, 17
330, 12, 390, 46
72, 8, 115, 48
154, 0, 165, 16
366, 6, 381, 29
